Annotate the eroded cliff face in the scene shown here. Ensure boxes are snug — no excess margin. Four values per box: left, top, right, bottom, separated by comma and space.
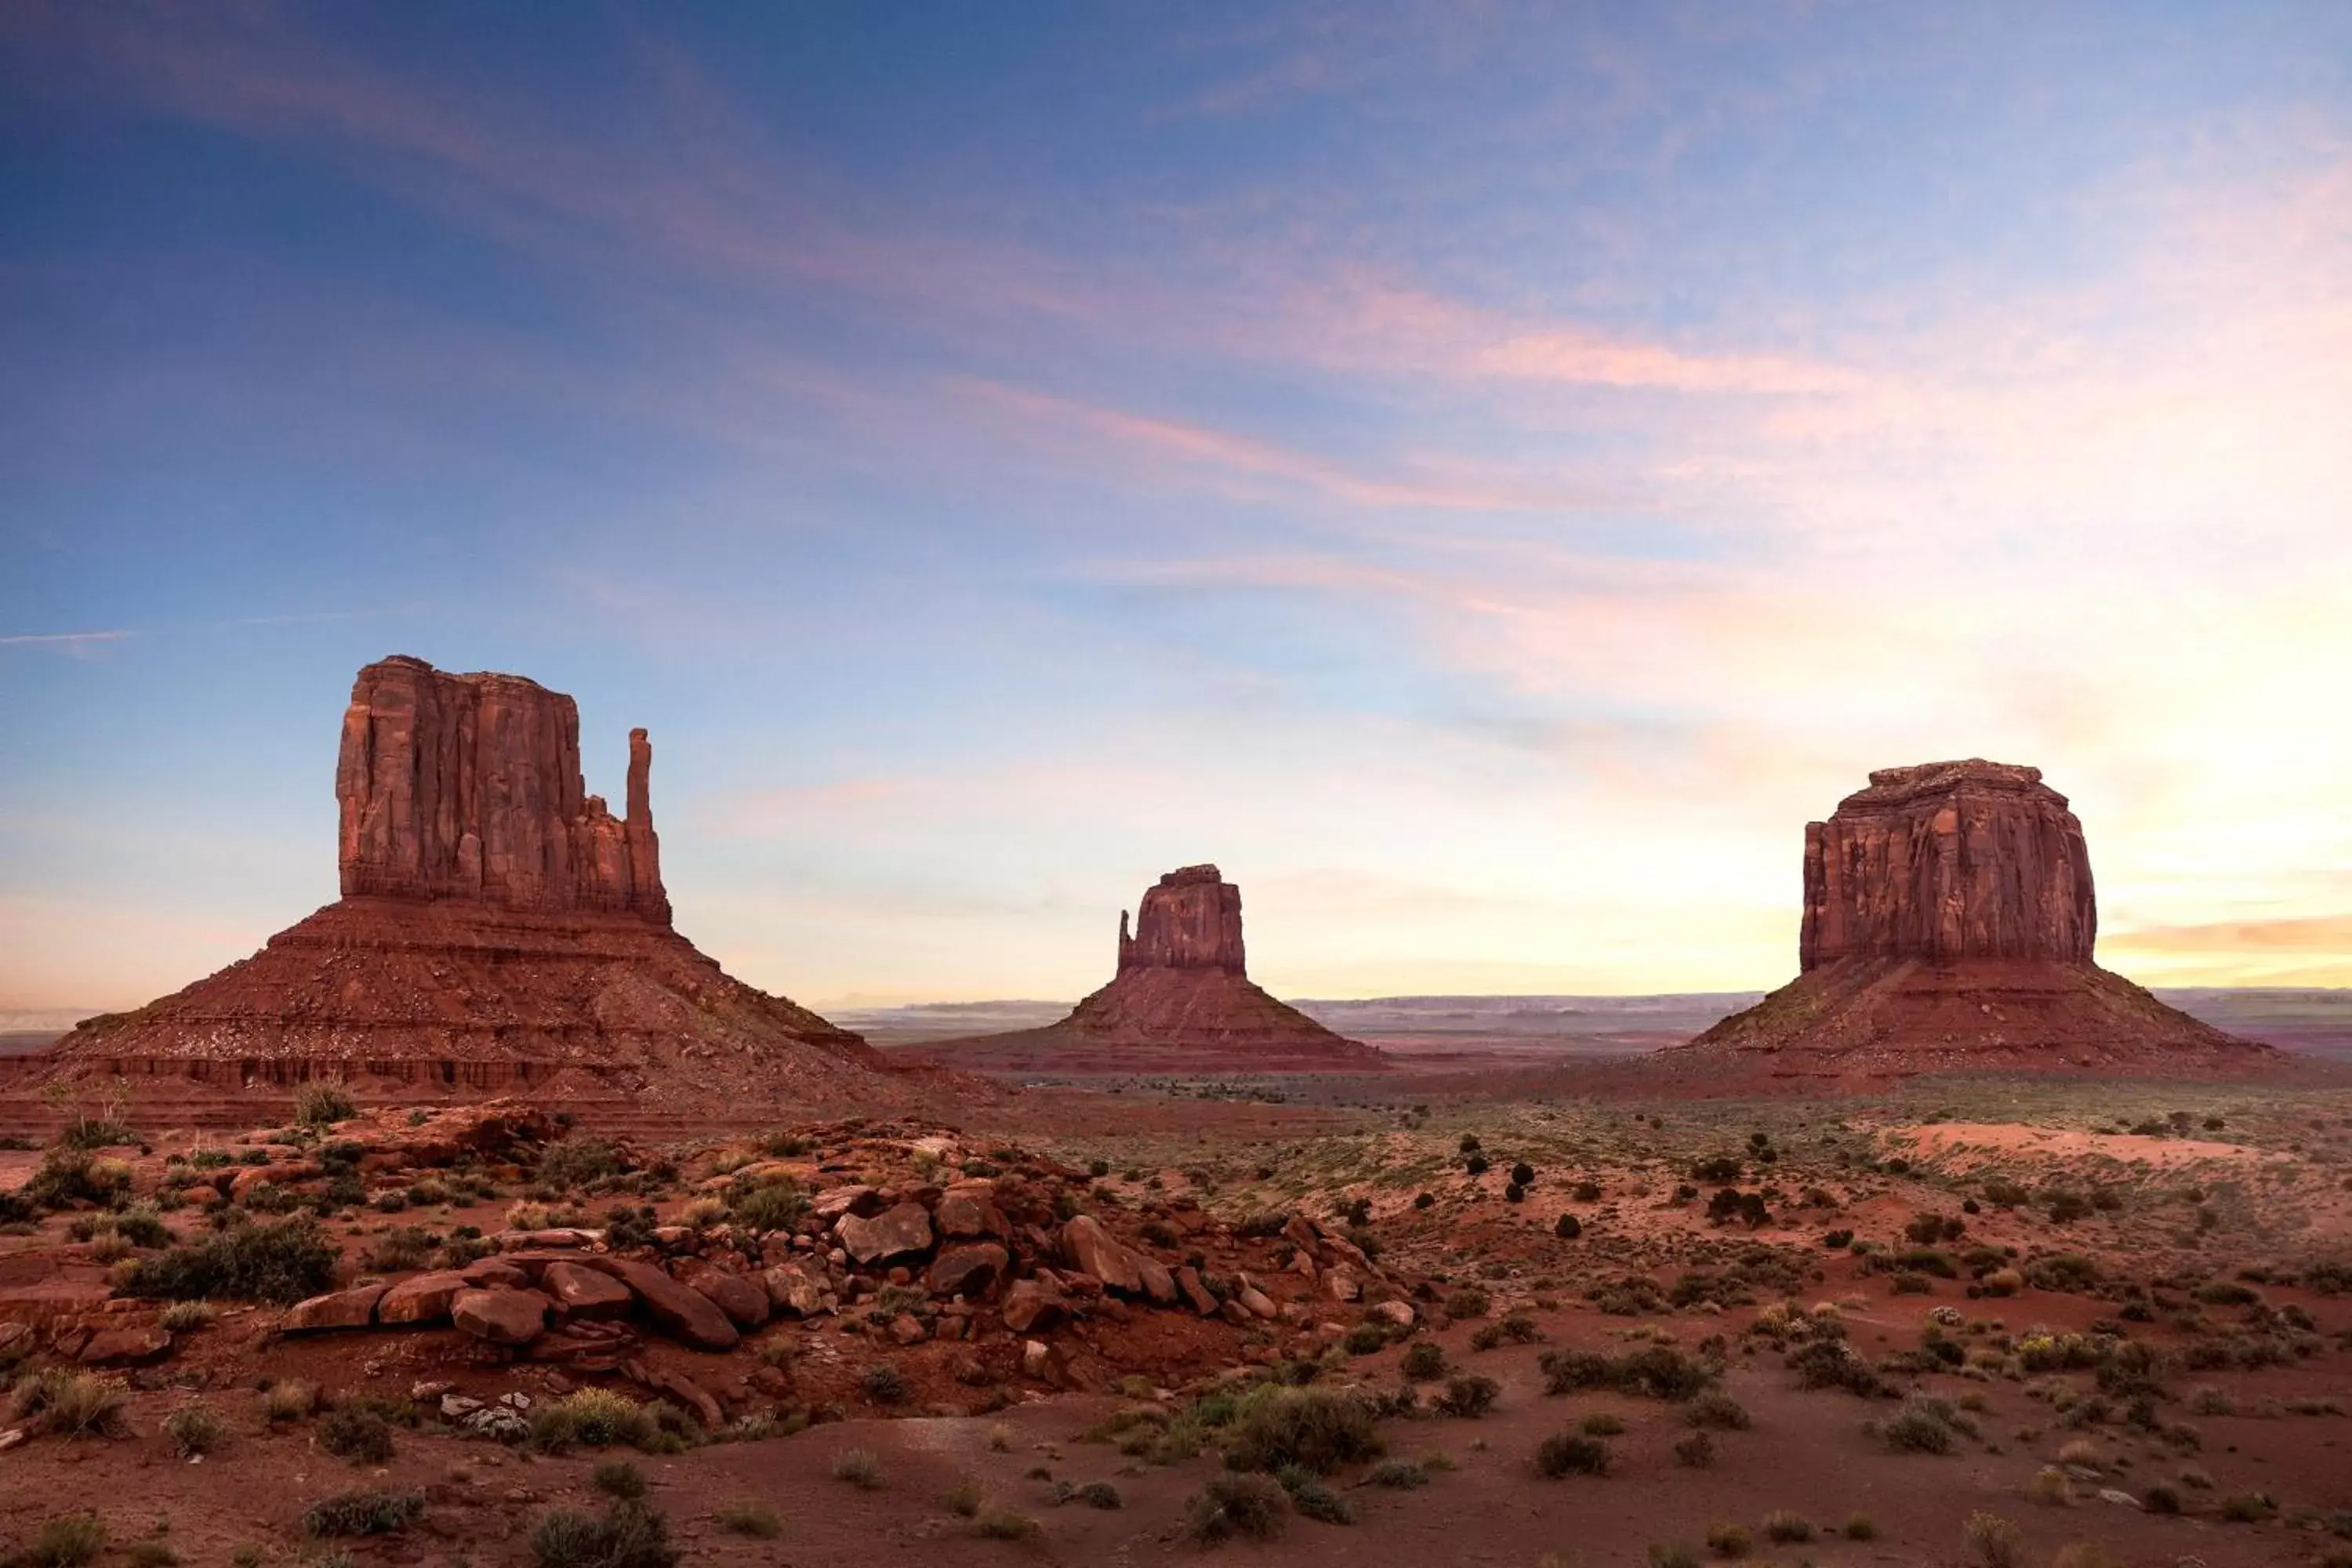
1116, 865, 1247, 976
1800, 760, 2093, 971
336, 656, 670, 924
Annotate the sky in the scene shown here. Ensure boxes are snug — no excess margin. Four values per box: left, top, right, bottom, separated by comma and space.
3, 2, 2350, 1015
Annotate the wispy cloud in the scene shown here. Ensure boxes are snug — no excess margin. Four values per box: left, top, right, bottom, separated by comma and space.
0, 629, 136, 647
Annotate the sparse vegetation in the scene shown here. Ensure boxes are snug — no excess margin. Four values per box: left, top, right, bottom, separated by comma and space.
10, 1369, 129, 1439
20, 1514, 108, 1568
1185, 1472, 1287, 1544
832, 1447, 884, 1489
122, 1216, 339, 1304
301, 1489, 424, 1538
528, 1501, 677, 1568
1534, 1431, 1611, 1477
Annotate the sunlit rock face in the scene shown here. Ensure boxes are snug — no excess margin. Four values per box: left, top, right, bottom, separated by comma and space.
337, 655, 669, 924
1685, 760, 2265, 1074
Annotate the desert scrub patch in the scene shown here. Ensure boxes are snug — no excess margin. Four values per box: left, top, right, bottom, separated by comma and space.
1363, 1457, 1429, 1489
1674, 1430, 1717, 1467
1867, 1393, 1977, 1454
302, 1489, 424, 1537
20, 1513, 109, 1568
10, 1369, 130, 1439
2026, 1465, 2073, 1505
1434, 1374, 1499, 1419
832, 1447, 884, 1488
1705, 1523, 1752, 1558
715, 1499, 781, 1538
592, 1459, 648, 1501
157, 1300, 216, 1334
163, 1400, 224, 1457
1962, 1510, 2023, 1568
294, 1083, 357, 1128
530, 1388, 663, 1453
1444, 1286, 1491, 1319
318, 1405, 397, 1465
974, 1505, 1042, 1541
1540, 1345, 1715, 1402
1274, 1465, 1356, 1525
1534, 1431, 1611, 1477
1220, 1386, 1384, 1475
528, 1501, 677, 1568
1184, 1473, 1287, 1544
1682, 1391, 1751, 1430
1842, 1512, 1878, 1540
122, 1216, 339, 1304
1400, 1341, 1447, 1381
1761, 1510, 1813, 1542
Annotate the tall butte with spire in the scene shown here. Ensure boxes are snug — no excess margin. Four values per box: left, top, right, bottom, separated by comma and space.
1681, 759, 2267, 1073
35, 655, 879, 1114
924, 864, 1385, 1072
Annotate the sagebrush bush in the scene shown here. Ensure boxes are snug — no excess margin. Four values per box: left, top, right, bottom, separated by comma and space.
319, 1406, 396, 1465
294, 1084, 357, 1128
1534, 1432, 1610, 1477
122, 1217, 338, 1304
528, 1501, 677, 1568
1221, 1387, 1383, 1475
531, 1389, 663, 1453
1435, 1374, 1499, 1419
832, 1447, 883, 1489
1184, 1472, 1287, 1544
21, 1513, 107, 1568
1963, 1511, 2023, 1568
10, 1369, 129, 1439
1400, 1341, 1446, 1381
301, 1490, 423, 1537
164, 1400, 224, 1457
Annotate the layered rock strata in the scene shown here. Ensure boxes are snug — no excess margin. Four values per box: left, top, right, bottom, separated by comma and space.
926, 865, 1385, 1072
1686, 760, 2266, 1072
34, 656, 878, 1112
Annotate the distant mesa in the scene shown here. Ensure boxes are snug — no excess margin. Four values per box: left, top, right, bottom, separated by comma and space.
27, 655, 881, 1116
920, 865, 1387, 1073
1682, 759, 2270, 1072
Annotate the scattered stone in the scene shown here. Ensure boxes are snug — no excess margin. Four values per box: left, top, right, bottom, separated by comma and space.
927, 1243, 1009, 1301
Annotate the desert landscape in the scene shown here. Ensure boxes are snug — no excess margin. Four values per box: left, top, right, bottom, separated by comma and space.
1, 659, 2347, 1568
9, 9, 2352, 1567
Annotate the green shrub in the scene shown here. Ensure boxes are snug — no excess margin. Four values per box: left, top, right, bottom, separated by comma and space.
528, 1501, 677, 1568
1534, 1432, 1610, 1477
24, 1149, 133, 1210
122, 1217, 339, 1304
302, 1490, 423, 1537
1184, 1473, 1287, 1544
1400, 1341, 1446, 1381
530, 1389, 661, 1453
1683, 1391, 1751, 1430
1221, 1388, 1383, 1475
539, 1138, 625, 1189
593, 1459, 648, 1500
21, 1514, 108, 1568
1706, 1523, 1752, 1558
294, 1084, 358, 1128
319, 1406, 396, 1465
1274, 1465, 1355, 1524
1434, 1374, 1498, 1418
716, 1499, 781, 1538
1364, 1458, 1428, 1489
164, 1400, 224, 1457
729, 1180, 807, 1235
10, 1369, 129, 1439
1871, 1393, 1974, 1454
1445, 1286, 1490, 1319
974, 1506, 1041, 1541
861, 1364, 910, 1406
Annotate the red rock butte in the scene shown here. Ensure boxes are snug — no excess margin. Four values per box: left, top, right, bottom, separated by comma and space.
1682, 760, 2267, 1073
923, 866, 1385, 1073
19, 655, 884, 1119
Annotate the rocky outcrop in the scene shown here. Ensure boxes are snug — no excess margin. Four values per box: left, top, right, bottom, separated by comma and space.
1800, 760, 2093, 970
32, 657, 881, 1114
338, 656, 669, 923
921, 864, 1385, 1073
1686, 760, 2267, 1073
1118, 865, 1245, 975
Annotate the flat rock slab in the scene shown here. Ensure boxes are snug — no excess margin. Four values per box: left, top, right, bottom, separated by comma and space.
837, 1202, 933, 1265
78, 1326, 172, 1365
928, 1243, 1008, 1300
283, 1283, 387, 1333
452, 1287, 550, 1346
378, 1271, 470, 1326
541, 1262, 633, 1319
681, 1267, 770, 1330
576, 1257, 739, 1351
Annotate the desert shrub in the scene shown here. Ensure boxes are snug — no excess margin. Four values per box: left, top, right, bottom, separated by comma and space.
20, 1514, 108, 1568
1871, 1393, 1975, 1454
861, 1363, 910, 1406
1553, 1212, 1582, 1240
2026, 1465, 2073, 1505
164, 1400, 224, 1457
158, 1300, 216, 1334
122, 1216, 338, 1304
2141, 1483, 2180, 1515
1683, 1392, 1751, 1430
365, 1225, 433, 1273
1400, 1341, 1447, 1381
1341, 1323, 1388, 1356
10, 1369, 129, 1439
1539, 1345, 1714, 1402
538, 1138, 624, 1189
294, 1084, 357, 1128
1761, 1510, 1813, 1543
1222, 1387, 1383, 1475
1650, 1545, 1702, 1568
1581, 1411, 1625, 1436
2047, 1545, 2128, 1568
24, 1149, 134, 1210
1074, 1481, 1121, 1509
1364, 1458, 1428, 1489
302, 1489, 423, 1537
1842, 1513, 1878, 1540
2217, 1491, 2275, 1523
1788, 1338, 1883, 1396
2028, 1254, 2101, 1293
320, 1406, 396, 1465
1675, 1430, 1717, 1467
262, 1378, 318, 1422
1274, 1465, 1355, 1524
528, 1501, 677, 1568
974, 1505, 1042, 1540
832, 1447, 883, 1488
1434, 1374, 1499, 1419
1534, 1431, 1610, 1477
592, 1459, 647, 1501
1692, 1156, 1742, 1184
1963, 1510, 2023, 1568
532, 1388, 662, 1453
1185, 1472, 1287, 1544
1445, 1286, 1491, 1319
716, 1499, 781, 1538
1705, 1522, 1752, 1558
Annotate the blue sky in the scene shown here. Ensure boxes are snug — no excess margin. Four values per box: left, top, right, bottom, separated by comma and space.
5, 2, 2350, 1013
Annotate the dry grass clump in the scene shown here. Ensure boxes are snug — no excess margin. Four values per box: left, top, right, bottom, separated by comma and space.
1534, 1431, 1611, 1478
301, 1490, 424, 1538
714, 1500, 781, 1538
1704, 1523, 1752, 1558
831, 1447, 884, 1489
1183, 1473, 1287, 1544
2026, 1465, 2074, 1505
1222, 1387, 1384, 1474
1962, 1510, 2023, 1568
10, 1370, 129, 1439
163, 1400, 223, 1457
20, 1514, 107, 1568
1760, 1510, 1813, 1543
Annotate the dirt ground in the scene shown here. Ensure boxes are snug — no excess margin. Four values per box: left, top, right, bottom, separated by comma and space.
4, 1071, 2350, 1568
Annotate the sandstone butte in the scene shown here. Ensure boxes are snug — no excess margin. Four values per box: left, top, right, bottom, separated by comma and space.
923, 865, 1386, 1073
21, 655, 887, 1116
1682, 759, 2270, 1073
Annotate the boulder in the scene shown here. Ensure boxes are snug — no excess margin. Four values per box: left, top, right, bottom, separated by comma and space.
927, 1243, 1008, 1300
1000, 1277, 1065, 1334
282, 1283, 386, 1333
461, 1258, 530, 1290
540, 1262, 633, 1320
933, 1185, 1009, 1240
811, 1185, 880, 1222
377, 1271, 470, 1325
577, 1257, 739, 1351
760, 1258, 832, 1317
1132, 1253, 1178, 1306
1059, 1215, 1141, 1294
452, 1287, 550, 1346
681, 1266, 770, 1330
78, 1326, 172, 1366
1175, 1265, 1218, 1316
837, 1203, 932, 1265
